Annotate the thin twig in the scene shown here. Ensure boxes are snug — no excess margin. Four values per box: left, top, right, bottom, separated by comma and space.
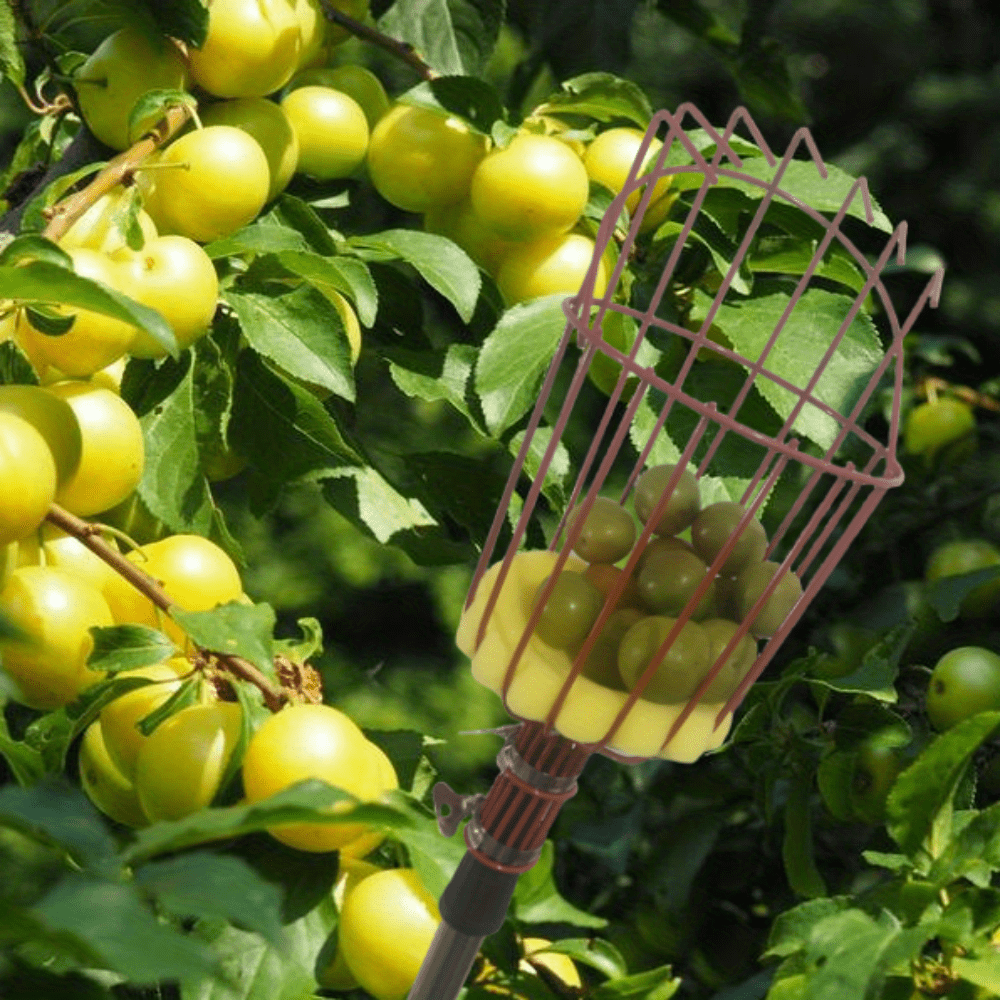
315, 0, 436, 80
45, 504, 287, 711
41, 102, 194, 242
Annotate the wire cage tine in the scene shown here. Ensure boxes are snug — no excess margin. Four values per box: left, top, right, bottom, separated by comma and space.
459, 104, 945, 766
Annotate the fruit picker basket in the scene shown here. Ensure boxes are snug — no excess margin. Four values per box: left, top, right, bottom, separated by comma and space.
408, 104, 944, 1000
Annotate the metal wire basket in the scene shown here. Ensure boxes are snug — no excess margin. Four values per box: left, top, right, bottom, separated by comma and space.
407, 102, 944, 1000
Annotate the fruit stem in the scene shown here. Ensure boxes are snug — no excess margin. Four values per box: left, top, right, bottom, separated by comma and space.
45, 503, 287, 711
41, 102, 194, 243
314, 0, 437, 81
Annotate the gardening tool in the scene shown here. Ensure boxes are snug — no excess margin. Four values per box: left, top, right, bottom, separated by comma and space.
407, 102, 943, 999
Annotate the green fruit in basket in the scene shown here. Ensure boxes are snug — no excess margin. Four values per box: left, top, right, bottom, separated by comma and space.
617, 615, 710, 703
565, 496, 636, 564
700, 618, 757, 702
690, 501, 768, 576
532, 571, 604, 650
580, 607, 642, 689
736, 560, 803, 638
583, 563, 642, 611
636, 545, 715, 619
633, 464, 701, 536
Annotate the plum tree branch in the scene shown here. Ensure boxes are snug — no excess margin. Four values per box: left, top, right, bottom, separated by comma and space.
45, 503, 288, 712
41, 103, 194, 242
315, 0, 436, 80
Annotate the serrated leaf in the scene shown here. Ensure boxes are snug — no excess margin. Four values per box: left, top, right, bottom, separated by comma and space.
135, 852, 284, 946
203, 223, 309, 259
33, 874, 220, 986
536, 71, 653, 127
0, 780, 117, 868
401, 76, 505, 133
476, 296, 569, 436
928, 801, 1000, 888
0, 260, 175, 353
808, 624, 912, 702
712, 288, 884, 451
120, 782, 415, 865
87, 624, 176, 672
378, 0, 503, 76
350, 229, 480, 322
389, 342, 479, 427
275, 250, 377, 327
183, 896, 337, 1000
226, 286, 355, 401
513, 841, 608, 928
171, 602, 276, 679
271, 195, 338, 254
887, 712, 1000, 861
229, 352, 362, 506
764, 897, 853, 959
749, 235, 867, 295
925, 565, 1000, 622
0, 0, 26, 86
137, 355, 215, 533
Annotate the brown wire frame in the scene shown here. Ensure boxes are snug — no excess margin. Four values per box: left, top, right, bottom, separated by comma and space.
463, 103, 944, 766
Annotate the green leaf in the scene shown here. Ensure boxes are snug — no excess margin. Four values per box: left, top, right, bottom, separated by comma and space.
171, 602, 277, 679
136, 675, 202, 737
953, 954, 1000, 994
0, 338, 39, 384
748, 235, 867, 295
513, 840, 608, 928
928, 801, 1000, 888
782, 774, 827, 898
135, 852, 284, 946
0, 260, 176, 354
378, 0, 505, 76
0, 780, 116, 869
0, 712, 44, 786
275, 249, 377, 327
0, 0, 26, 86
127, 87, 197, 144
142, 0, 209, 47
350, 229, 480, 322
0, 234, 72, 268
226, 285, 355, 401
203, 223, 309, 259
24, 303, 76, 335
87, 624, 176, 673
589, 965, 681, 999
809, 624, 912, 703
120, 782, 412, 865
272, 617, 323, 667
886, 712, 1000, 861
476, 296, 569, 436
535, 72, 653, 127
183, 897, 337, 1000
389, 342, 480, 428
925, 565, 1000, 622
401, 76, 505, 134
764, 897, 853, 959
229, 351, 362, 509
33, 873, 220, 986
656, 0, 739, 48
136, 353, 215, 533
713, 288, 884, 451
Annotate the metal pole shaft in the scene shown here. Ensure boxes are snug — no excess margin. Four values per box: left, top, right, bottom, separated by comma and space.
406, 921, 486, 1000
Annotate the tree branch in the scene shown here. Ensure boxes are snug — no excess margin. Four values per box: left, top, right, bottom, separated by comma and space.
45, 504, 288, 712
315, 0, 436, 80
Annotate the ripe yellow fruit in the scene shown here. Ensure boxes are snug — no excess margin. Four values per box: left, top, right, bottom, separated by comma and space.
521, 938, 582, 988
188, 0, 301, 99
241, 703, 388, 852
367, 105, 487, 213
17, 524, 117, 597
0, 412, 57, 545
201, 97, 300, 201
60, 188, 159, 254
287, 65, 389, 129
142, 126, 271, 243
44, 380, 144, 517
497, 232, 608, 305
0, 566, 113, 709
324, 0, 370, 46
293, 0, 327, 68
280, 86, 369, 180
0, 384, 82, 486
74, 27, 189, 150
470, 133, 590, 242
313, 285, 362, 364
17, 248, 137, 378
112, 235, 219, 357
79, 721, 149, 828
583, 127, 675, 221
424, 199, 514, 275
134, 701, 243, 821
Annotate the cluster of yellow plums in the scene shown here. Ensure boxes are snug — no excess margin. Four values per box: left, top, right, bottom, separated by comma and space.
533, 463, 803, 704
